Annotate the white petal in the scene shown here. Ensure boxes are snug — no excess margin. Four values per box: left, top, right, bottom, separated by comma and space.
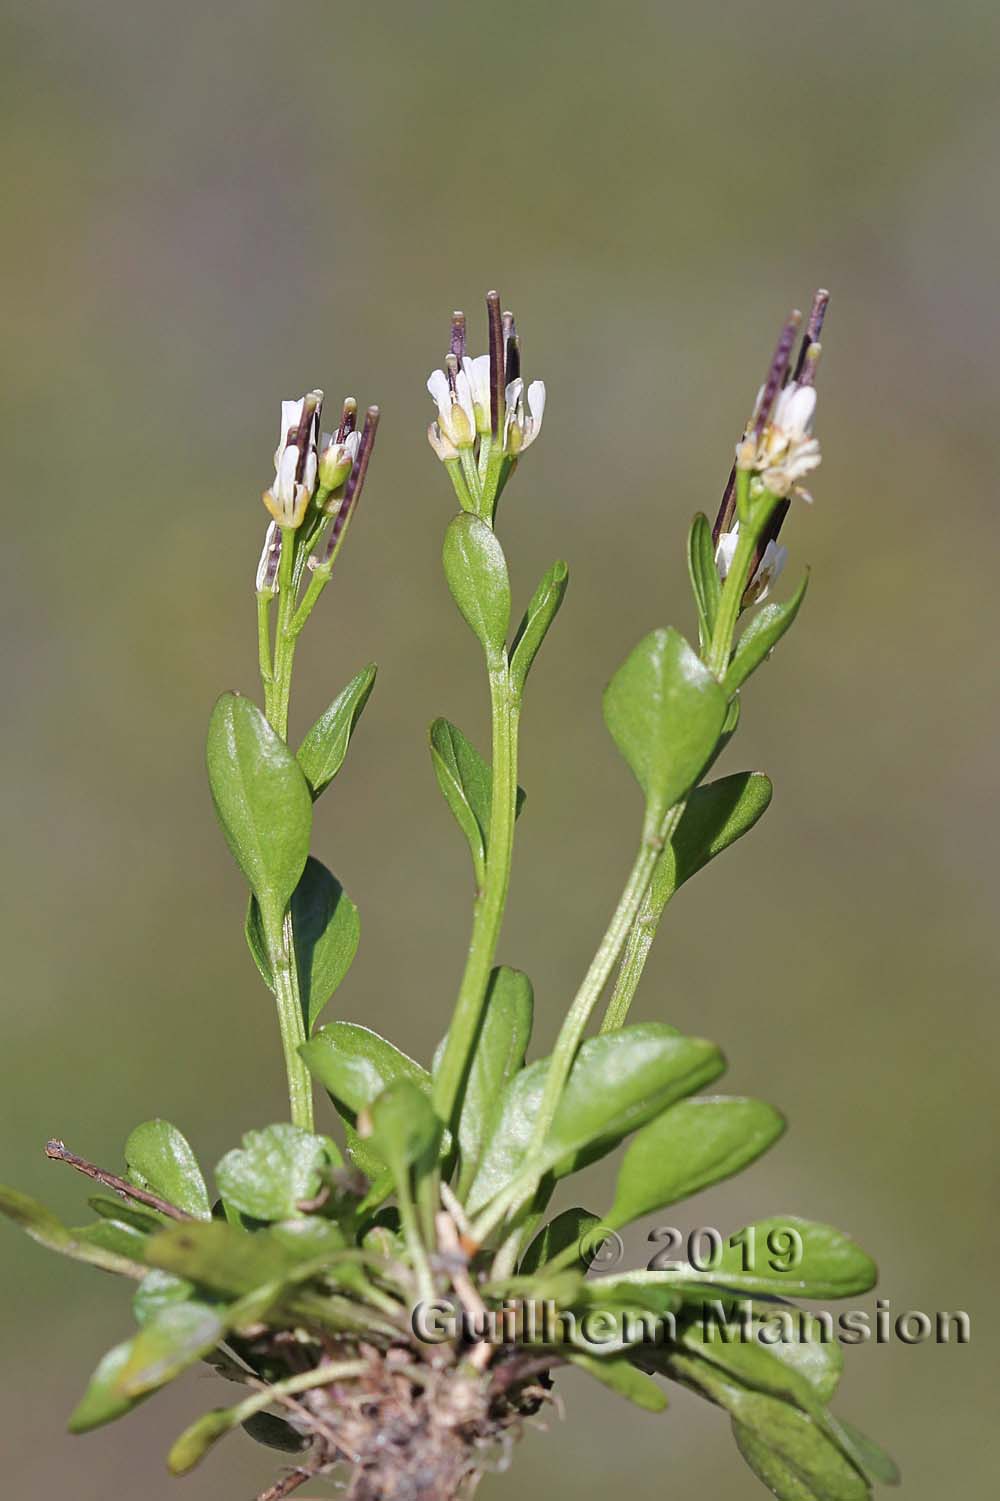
714, 527, 740, 578
504, 377, 524, 413
526, 380, 546, 425
463, 354, 491, 410
427, 369, 451, 414
776, 384, 816, 438
280, 398, 305, 443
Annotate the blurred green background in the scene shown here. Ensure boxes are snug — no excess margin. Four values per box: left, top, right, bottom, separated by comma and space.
2, 0, 996, 1496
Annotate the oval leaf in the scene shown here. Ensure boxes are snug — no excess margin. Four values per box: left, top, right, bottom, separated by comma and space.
725, 571, 809, 694
603, 628, 728, 824
144, 1220, 309, 1297
116, 1301, 224, 1398
296, 663, 377, 799
442, 513, 511, 659
608, 1096, 785, 1227
247, 857, 360, 1034
216, 1124, 336, 1222
124, 1120, 212, 1220
649, 1215, 877, 1299
68, 1341, 148, 1433
206, 692, 313, 917
467, 1025, 725, 1213
509, 559, 569, 689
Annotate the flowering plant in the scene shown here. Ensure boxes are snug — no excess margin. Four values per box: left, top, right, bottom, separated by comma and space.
0, 289, 897, 1501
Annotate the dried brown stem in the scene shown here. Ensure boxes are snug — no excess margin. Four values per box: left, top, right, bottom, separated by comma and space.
44, 1138, 193, 1222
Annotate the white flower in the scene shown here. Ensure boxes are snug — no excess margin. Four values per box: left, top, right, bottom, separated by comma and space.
737, 380, 821, 502
715, 523, 787, 604
461, 354, 492, 434
427, 366, 476, 452
504, 378, 545, 455
263, 393, 321, 529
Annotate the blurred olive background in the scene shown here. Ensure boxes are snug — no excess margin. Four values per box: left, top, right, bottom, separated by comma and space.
2, 0, 997, 1496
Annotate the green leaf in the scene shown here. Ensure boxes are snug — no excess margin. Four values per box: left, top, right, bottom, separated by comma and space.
296, 663, 377, 798
144, 1220, 315, 1298
672, 1354, 870, 1501
647, 1215, 878, 1299
429, 718, 493, 884
831, 1420, 901, 1486
74, 1218, 148, 1258
247, 857, 360, 1034
724, 571, 809, 694
124, 1120, 212, 1221
215, 1125, 333, 1222
0, 1185, 146, 1279
301, 1023, 434, 1185
509, 559, 569, 690
520, 1208, 601, 1275
206, 692, 313, 918
436, 966, 533, 1196
682, 1316, 836, 1416
115, 1301, 225, 1398
442, 513, 511, 659
542, 1025, 726, 1179
648, 771, 773, 910
467, 1025, 725, 1213
687, 513, 722, 652
88, 1195, 165, 1233
368, 1080, 439, 1184
429, 721, 525, 884
67, 1341, 148, 1433
608, 1096, 785, 1228
568, 1352, 668, 1412
301, 1022, 430, 1116
133, 1269, 196, 1326
603, 627, 728, 825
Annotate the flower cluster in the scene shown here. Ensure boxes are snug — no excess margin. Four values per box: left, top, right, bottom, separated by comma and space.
426, 292, 545, 517
262, 393, 373, 531
713, 290, 828, 605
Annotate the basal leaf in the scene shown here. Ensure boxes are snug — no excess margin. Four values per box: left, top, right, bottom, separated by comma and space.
67, 1341, 148, 1434
653, 1215, 877, 1299
830, 1419, 900, 1486
73, 1218, 148, 1259
568, 1352, 668, 1412
603, 627, 728, 825
724, 571, 809, 694
442, 513, 511, 659
368, 1080, 439, 1185
124, 1119, 212, 1220
467, 1025, 725, 1213
215, 1125, 335, 1222
296, 663, 377, 798
206, 692, 312, 918
608, 1095, 785, 1227
143, 1220, 311, 1298
520, 1208, 601, 1275
116, 1301, 225, 1398
132, 1269, 196, 1326
0, 1185, 146, 1279
247, 857, 360, 1033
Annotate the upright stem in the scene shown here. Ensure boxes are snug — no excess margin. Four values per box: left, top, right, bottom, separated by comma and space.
259, 525, 314, 1132
600, 489, 775, 1034
433, 658, 520, 1130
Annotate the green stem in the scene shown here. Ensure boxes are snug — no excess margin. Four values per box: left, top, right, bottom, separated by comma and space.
432, 658, 520, 1131
258, 526, 314, 1132
601, 487, 778, 1032
395, 1173, 435, 1307
264, 909, 314, 1133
